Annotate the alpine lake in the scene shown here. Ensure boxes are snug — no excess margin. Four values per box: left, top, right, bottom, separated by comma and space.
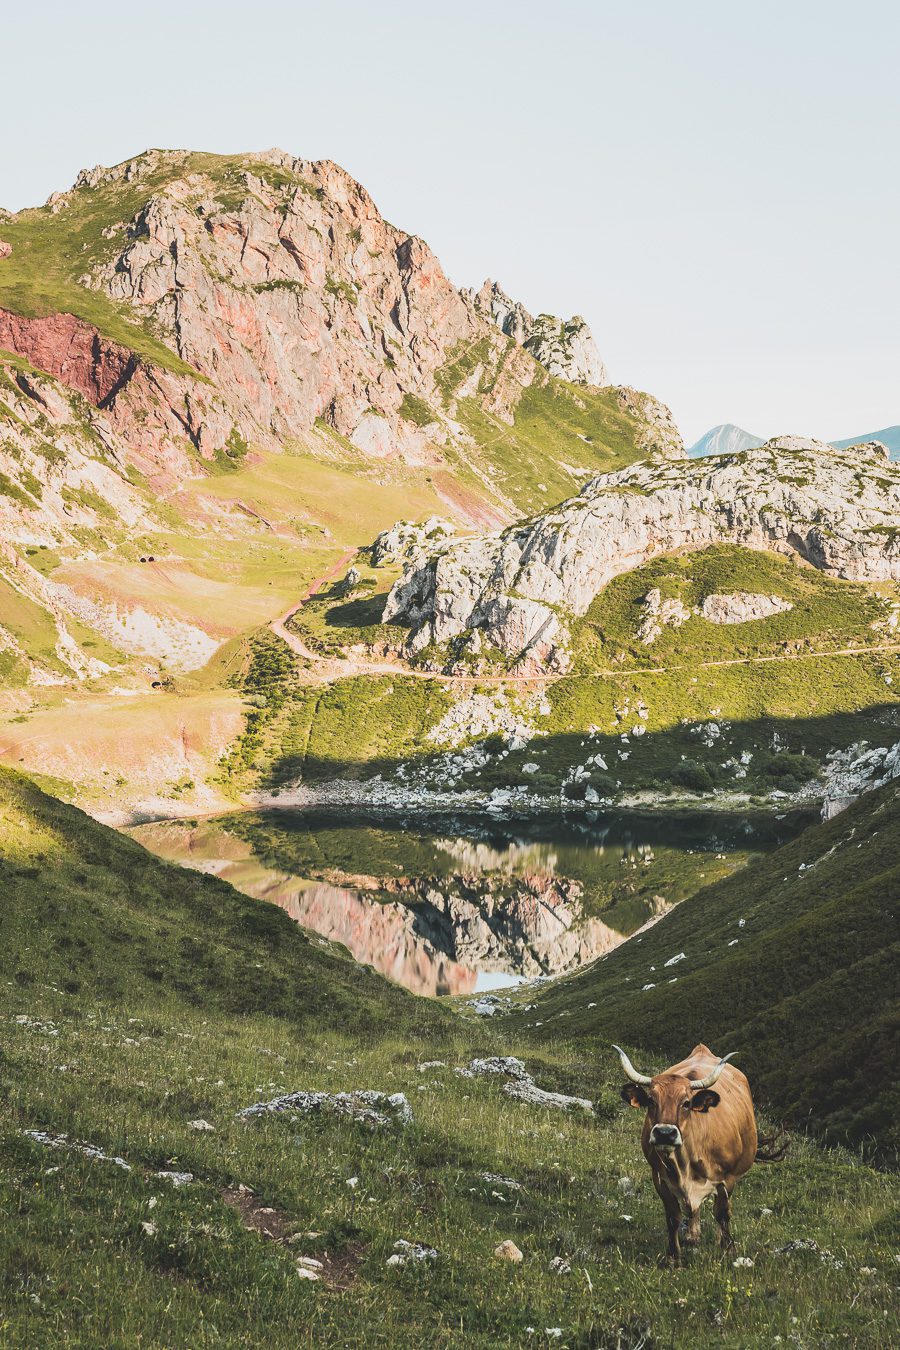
127, 806, 815, 998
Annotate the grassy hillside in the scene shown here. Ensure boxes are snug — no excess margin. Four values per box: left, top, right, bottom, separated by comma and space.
570, 545, 897, 672
510, 779, 900, 1155
1, 768, 898, 1347
0, 765, 428, 1033
433, 340, 655, 514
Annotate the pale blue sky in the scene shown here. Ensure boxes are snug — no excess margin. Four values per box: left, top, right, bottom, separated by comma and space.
3, 1, 897, 443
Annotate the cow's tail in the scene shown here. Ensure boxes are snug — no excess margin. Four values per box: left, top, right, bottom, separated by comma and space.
755, 1127, 790, 1163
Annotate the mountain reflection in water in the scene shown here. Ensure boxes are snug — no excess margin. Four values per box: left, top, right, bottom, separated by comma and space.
127, 808, 814, 997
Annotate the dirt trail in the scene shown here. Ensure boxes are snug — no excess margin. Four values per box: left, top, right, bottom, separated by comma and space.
270, 554, 900, 687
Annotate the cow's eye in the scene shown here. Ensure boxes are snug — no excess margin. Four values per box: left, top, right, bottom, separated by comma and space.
681, 1100, 692, 1110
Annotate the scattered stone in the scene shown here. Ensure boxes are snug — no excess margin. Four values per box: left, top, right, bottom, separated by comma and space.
187, 1119, 215, 1132
479, 1173, 522, 1191
503, 1080, 593, 1114
494, 1239, 523, 1263
140, 1220, 157, 1237
773, 1238, 844, 1269
459, 1056, 593, 1113
549, 1256, 572, 1274
154, 1170, 194, 1186
297, 1257, 324, 1271
296, 1267, 320, 1281
464, 1056, 531, 1081
24, 1130, 131, 1171
386, 1239, 439, 1267
733, 1256, 754, 1268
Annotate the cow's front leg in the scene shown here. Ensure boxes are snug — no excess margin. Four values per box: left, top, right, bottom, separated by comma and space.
714, 1181, 735, 1253
662, 1190, 682, 1267
681, 1208, 701, 1247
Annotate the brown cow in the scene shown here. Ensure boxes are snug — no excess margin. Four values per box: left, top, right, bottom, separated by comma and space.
614, 1042, 758, 1266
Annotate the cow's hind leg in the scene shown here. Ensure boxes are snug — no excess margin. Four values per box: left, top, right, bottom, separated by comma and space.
714, 1181, 735, 1253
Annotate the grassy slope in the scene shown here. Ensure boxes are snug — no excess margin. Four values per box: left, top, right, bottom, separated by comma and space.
511, 779, 900, 1154
1, 768, 898, 1348
571, 545, 897, 672
433, 341, 649, 517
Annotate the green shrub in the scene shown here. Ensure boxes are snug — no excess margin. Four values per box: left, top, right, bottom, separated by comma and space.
671, 759, 715, 791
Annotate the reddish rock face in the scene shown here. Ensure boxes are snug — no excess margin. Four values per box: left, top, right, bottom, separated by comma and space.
0, 309, 136, 407
0, 240, 11, 260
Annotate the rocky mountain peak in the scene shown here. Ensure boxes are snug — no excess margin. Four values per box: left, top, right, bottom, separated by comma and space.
0, 147, 682, 529
471, 279, 533, 345
470, 279, 608, 388
523, 313, 607, 388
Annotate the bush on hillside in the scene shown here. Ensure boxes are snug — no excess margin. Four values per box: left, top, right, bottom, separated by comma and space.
671, 759, 716, 792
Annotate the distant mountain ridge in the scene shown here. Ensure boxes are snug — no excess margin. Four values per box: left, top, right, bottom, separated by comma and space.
687, 423, 764, 457
831, 424, 900, 459
691, 421, 900, 460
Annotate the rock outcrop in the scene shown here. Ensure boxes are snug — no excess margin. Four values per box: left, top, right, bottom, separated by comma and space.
471, 278, 608, 387
821, 740, 900, 817
699, 592, 793, 624
523, 313, 607, 387
471, 279, 533, 345
636, 589, 691, 645
384, 437, 900, 670
371, 517, 456, 566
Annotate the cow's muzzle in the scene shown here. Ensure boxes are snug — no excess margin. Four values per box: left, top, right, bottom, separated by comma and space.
649, 1124, 682, 1150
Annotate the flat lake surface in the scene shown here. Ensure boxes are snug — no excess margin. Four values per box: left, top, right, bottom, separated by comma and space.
129, 808, 814, 996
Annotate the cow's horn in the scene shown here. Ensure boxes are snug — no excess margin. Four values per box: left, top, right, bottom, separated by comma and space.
612, 1044, 652, 1086
690, 1052, 737, 1090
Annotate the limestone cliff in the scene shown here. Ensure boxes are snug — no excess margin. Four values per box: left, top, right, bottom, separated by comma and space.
384, 437, 900, 670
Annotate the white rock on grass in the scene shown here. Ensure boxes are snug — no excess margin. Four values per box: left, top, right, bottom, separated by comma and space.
494, 1239, 523, 1263
461, 1057, 593, 1114
238, 1090, 412, 1128
155, 1170, 193, 1186
700, 592, 793, 624
24, 1130, 131, 1170
386, 1239, 439, 1267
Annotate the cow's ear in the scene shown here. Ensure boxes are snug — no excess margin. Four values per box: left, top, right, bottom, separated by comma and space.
690, 1089, 721, 1113
621, 1083, 650, 1109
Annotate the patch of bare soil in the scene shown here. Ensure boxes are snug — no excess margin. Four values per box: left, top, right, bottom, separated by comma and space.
221, 1185, 364, 1289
